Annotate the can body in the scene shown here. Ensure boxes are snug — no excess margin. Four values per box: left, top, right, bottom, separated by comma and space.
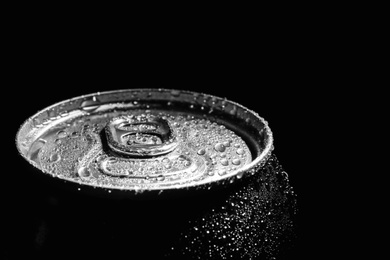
15, 89, 297, 259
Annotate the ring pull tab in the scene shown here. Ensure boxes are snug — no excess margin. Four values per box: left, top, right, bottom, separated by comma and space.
105, 114, 178, 157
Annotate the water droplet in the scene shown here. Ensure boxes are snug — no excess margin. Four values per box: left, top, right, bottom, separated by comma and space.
49, 153, 61, 163
220, 158, 229, 166
214, 143, 226, 152
71, 131, 79, 138
207, 171, 215, 176
162, 158, 170, 164
170, 90, 181, 97
81, 96, 100, 112
60, 111, 69, 117
223, 141, 231, 147
229, 106, 237, 116
57, 130, 68, 138
236, 148, 245, 155
197, 148, 206, 155
218, 170, 227, 176
54, 139, 61, 145
78, 166, 90, 177
107, 158, 118, 164
232, 159, 241, 165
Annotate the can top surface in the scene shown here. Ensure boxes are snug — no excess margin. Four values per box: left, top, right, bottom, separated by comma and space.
16, 89, 273, 193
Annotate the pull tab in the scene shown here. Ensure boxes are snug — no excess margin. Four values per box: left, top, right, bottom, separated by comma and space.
105, 114, 178, 157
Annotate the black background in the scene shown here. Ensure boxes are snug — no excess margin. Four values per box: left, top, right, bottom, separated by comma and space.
4, 26, 347, 259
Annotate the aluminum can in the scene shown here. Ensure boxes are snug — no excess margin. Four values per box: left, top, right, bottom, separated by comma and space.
16, 89, 297, 259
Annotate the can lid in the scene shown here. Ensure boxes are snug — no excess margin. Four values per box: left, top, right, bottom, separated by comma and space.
16, 89, 273, 194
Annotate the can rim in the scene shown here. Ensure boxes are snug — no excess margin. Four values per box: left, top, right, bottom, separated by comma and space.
15, 88, 274, 193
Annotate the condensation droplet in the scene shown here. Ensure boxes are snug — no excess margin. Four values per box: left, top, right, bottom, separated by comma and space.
170, 90, 181, 97
236, 148, 245, 155
57, 130, 68, 138
49, 153, 61, 163
78, 166, 90, 177
207, 171, 215, 176
218, 170, 227, 176
214, 143, 226, 152
162, 158, 170, 164
81, 96, 100, 112
197, 148, 206, 155
220, 158, 229, 166
232, 158, 241, 165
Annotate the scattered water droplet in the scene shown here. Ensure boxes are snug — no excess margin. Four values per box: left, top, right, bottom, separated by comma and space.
236, 148, 245, 155
218, 170, 227, 176
49, 153, 61, 163
57, 130, 67, 138
107, 158, 118, 164
220, 158, 229, 166
207, 171, 215, 176
81, 96, 100, 112
162, 158, 170, 164
223, 141, 231, 147
214, 143, 226, 152
170, 90, 181, 97
78, 166, 90, 177
232, 158, 241, 165
197, 148, 206, 155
